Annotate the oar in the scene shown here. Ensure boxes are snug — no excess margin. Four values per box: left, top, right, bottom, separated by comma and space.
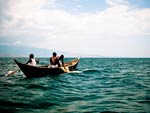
5, 69, 19, 77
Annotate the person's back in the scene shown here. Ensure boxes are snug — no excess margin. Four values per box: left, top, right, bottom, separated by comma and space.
26, 54, 37, 66
50, 52, 59, 68
28, 58, 36, 66
50, 57, 59, 65
49, 52, 64, 68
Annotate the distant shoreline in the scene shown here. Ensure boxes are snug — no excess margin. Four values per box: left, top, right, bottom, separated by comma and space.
0, 57, 150, 59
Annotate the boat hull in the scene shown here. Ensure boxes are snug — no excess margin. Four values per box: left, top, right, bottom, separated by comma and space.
15, 58, 79, 78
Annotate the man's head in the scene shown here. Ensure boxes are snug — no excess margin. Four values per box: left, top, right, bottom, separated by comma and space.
53, 52, 57, 57
30, 54, 34, 58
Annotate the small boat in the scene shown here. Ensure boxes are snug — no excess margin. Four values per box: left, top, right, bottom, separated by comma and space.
14, 58, 80, 78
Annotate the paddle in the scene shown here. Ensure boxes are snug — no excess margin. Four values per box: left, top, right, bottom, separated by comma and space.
5, 69, 19, 77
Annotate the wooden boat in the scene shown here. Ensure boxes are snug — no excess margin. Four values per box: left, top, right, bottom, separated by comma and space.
14, 58, 80, 78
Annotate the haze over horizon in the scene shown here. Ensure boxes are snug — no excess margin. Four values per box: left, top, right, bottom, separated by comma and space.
0, 0, 150, 57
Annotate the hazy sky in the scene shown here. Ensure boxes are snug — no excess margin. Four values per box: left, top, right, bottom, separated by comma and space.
0, 0, 150, 57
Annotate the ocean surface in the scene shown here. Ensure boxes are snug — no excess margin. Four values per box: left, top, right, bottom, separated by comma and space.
0, 58, 150, 113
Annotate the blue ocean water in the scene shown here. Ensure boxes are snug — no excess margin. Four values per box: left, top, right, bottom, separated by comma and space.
0, 58, 150, 113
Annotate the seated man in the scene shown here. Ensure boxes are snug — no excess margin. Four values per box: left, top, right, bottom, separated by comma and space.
49, 52, 64, 68
26, 54, 39, 66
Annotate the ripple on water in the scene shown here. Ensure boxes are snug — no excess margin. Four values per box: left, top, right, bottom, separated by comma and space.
0, 58, 150, 112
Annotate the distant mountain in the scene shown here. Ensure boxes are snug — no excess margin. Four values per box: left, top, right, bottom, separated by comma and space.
0, 45, 51, 57
0, 45, 104, 58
